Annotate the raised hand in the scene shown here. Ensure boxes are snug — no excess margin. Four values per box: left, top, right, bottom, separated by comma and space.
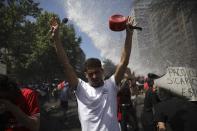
49, 16, 60, 41
126, 16, 142, 33
126, 16, 135, 34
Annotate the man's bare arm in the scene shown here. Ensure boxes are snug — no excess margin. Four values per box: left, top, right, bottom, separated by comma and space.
114, 16, 134, 85
50, 17, 78, 88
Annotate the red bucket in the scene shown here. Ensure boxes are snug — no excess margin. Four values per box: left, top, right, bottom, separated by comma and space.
109, 14, 128, 31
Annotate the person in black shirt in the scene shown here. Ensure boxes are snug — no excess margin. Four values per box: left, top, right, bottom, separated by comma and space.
155, 89, 197, 131
118, 77, 139, 131
141, 73, 160, 131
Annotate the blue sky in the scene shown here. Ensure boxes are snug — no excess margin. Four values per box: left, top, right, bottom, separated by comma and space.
36, 0, 101, 59
35, 0, 132, 63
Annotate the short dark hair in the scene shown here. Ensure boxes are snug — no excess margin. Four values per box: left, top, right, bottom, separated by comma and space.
147, 73, 160, 87
84, 58, 102, 71
148, 73, 160, 80
0, 74, 17, 91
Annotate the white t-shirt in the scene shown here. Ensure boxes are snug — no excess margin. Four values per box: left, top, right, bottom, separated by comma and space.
75, 75, 120, 131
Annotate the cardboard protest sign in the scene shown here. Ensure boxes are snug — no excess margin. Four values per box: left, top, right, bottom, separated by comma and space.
154, 67, 197, 101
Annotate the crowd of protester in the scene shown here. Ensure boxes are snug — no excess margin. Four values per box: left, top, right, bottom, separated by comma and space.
1, 15, 197, 131
1, 68, 197, 131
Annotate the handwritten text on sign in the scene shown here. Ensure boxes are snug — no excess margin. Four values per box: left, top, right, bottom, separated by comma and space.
166, 67, 197, 99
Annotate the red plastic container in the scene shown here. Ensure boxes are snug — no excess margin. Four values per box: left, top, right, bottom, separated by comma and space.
109, 14, 128, 31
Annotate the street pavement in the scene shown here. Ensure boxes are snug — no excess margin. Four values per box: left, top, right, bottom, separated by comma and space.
39, 93, 145, 131
39, 97, 81, 131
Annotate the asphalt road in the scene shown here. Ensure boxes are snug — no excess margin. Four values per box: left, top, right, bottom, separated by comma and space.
39, 96, 81, 131
38, 93, 145, 131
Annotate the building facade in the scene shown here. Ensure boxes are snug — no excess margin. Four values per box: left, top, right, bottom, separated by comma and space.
131, 0, 197, 75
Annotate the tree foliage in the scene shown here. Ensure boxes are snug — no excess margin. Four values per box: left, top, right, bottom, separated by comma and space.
0, 0, 41, 75
24, 12, 84, 82
0, 0, 85, 82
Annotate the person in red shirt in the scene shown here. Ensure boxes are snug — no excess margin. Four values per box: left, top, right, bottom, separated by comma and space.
0, 74, 40, 131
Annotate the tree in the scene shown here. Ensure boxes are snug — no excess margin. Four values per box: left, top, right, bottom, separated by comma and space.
0, 1, 86, 82
0, 0, 41, 75
18, 12, 85, 82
